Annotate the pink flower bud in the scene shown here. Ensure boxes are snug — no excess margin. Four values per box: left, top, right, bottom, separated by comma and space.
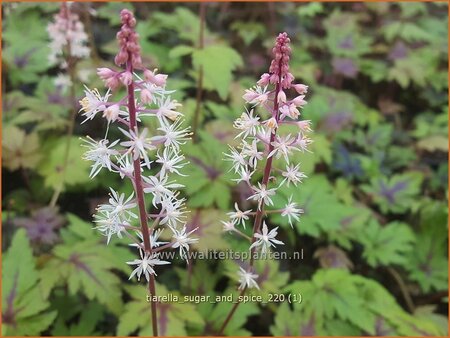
153, 74, 167, 87
132, 55, 143, 69
143, 69, 153, 81
288, 104, 300, 119
144, 69, 167, 87
269, 74, 278, 84
97, 68, 116, 80
257, 73, 270, 86
282, 72, 294, 89
114, 50, 128, 66
293, 84, 308, 95
277, 90, 286, 103
292, 95, 307, 107
120, 71, 133, 86
140, 88, 153, 104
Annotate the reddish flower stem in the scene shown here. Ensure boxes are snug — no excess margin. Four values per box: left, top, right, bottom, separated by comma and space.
217, 286, 247, 335
126, 60, 159, 337
218, 59, 283, 336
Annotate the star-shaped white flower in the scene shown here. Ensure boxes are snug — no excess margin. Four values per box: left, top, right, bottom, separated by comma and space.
98, 188, 137, 220
227, 203, 252, 229
281, 163, 307, 187
116, 154, 146, 179
247, 183, 277, 209
96, 189, 137, 224
79, 86, 110, 123
127, 251, 170, 281
93, 210, 126, 244
295, 135, 313, 152
157, 96, 182, 121
268, 134, 297, 163
171, 226, 198, 260
129, 228, 168, 250
232, 167, 254, 184
281, 196, 303, 228
82, 136, 119, 178
242, 139, 263, 168
237, 267, 260, 290
233, 108, 260, 139
143, 175, 183, 206
156, 147, 187, 177
224, 146, 247, 173
120, 127, 155, 166
159, 196, 187, 228
151, 118, 191, 150
250, 221, 284, 253
221, 220, 236, 232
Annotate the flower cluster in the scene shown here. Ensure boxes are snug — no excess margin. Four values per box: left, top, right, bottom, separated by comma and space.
223, 33, 312, 290
81, 9, 195, 283
47, 3, 91, 90
47, 3, 90, 66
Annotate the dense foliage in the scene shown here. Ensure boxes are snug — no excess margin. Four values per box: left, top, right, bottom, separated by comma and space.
2, 2, 448, 336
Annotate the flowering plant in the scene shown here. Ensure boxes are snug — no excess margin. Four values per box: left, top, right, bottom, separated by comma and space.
47, 3, 90, 66
80, 10, 194, 336
46, 2, 92, 207
219, 32, 313, 334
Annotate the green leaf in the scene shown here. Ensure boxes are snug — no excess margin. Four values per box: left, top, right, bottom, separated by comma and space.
37, 137, 91, 190
272, 175, 366, 242
388, 55, 431, 88
271, 302, 326, 336
118, 284, 204, 336
286, 269, 376, 334
192, 45, 243, 100
152, 7, 213, 44
185, 209, 230, 252
286, 269, 445, 335
169, 45, 195, 58
175, 260, 220, 294
417, 135, 448, 152
2, 7, 52, 85
2, 229, 56, 335
360, 221, 415, 267
362, 172, 424, 213
406, 208, 448, 292
179, 132, 234, 209
51, 300, 105, 336
230, 21, 266, 46
196, 288, 259, 336
2, 126, 42, 171
413, 305, 449, 336
298, 3, 324, 18
352, 274, 443, 335
38, 214, 127, 315
383, 22, 433, 43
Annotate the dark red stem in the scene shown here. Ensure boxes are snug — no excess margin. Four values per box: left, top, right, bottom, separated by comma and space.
217, 287, 247, 335
126, 61, 159, 337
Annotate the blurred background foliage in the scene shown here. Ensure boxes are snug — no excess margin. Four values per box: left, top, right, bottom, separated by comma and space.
1, 1, 448, 336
